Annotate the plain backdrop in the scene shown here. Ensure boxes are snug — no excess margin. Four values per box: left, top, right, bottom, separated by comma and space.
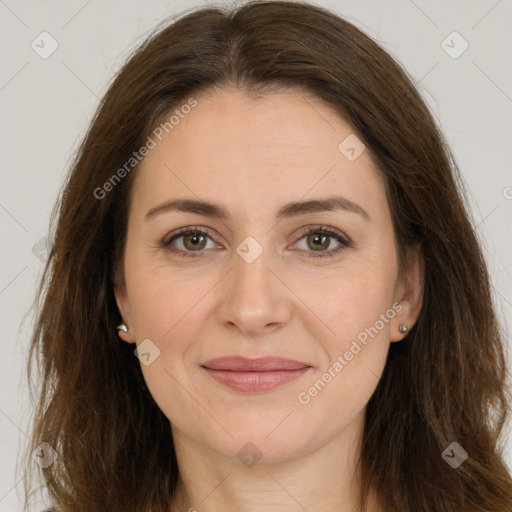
0, 0, 511, 510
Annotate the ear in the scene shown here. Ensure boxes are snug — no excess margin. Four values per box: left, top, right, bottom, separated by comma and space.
114, 280, 136, 344
391, 243, 424, 342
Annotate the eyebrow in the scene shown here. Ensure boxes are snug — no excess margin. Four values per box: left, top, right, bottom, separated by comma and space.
145, 195, 370, 222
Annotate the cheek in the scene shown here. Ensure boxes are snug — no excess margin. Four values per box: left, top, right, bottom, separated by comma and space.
308, 259, 396, 347
126, 252, 216, 338
296, 263, 396, 418
125, 261, 222, 407
125, 269, 211, 431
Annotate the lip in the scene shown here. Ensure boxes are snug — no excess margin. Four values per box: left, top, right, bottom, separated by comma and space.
201, 356, 311, 392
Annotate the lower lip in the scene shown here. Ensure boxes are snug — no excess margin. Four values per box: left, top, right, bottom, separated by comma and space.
203, 367, 310, 392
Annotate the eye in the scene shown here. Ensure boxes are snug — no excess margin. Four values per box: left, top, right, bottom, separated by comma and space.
161, 226, 217, 257
161, 225, 351, 258
293, 226, 351, 258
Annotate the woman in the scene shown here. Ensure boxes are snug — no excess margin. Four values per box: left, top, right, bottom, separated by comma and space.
23, 1, 512, 511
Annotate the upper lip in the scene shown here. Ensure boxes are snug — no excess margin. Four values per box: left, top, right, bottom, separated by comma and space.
201, 356, 310, 371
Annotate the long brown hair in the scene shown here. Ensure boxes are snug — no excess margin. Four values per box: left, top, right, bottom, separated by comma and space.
22, 1, 512, 511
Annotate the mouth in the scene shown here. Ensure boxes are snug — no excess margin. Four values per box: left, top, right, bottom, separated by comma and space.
201, 356, 312, 392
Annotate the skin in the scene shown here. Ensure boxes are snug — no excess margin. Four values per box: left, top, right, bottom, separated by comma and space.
115, 87, 423, 512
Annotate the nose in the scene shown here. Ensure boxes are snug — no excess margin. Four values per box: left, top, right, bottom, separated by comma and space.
217, 238, 291, 336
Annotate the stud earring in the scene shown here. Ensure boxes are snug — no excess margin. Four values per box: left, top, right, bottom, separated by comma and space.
117, 324, 128, 333
399, 324, 408, 334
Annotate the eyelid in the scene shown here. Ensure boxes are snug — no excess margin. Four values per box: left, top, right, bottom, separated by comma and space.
294, 225, 351, 245
161, 225, 216, 246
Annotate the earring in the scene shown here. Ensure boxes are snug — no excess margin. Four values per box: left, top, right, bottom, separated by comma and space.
117, 324, 128, 333
399, 324, 408, 334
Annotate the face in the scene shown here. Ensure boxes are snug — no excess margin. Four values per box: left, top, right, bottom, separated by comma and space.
115, 87, 422, 463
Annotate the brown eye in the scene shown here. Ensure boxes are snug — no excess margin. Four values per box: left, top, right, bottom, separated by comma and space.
162, 227, 216, 256
181, 231, 208, 251
306, 233, 331, 252
295, 226, 351, 258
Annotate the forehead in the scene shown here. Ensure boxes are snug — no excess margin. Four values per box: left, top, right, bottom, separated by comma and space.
156, 87, 361, 159
130, 87, 386, 222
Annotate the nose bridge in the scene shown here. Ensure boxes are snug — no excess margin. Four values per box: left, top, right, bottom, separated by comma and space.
234, 234, 271, 289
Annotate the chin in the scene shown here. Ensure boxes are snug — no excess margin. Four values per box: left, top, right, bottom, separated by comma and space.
189, 412, 329, 464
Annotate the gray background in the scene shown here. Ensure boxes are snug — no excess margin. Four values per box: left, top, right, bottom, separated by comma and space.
1, 0, 511, 509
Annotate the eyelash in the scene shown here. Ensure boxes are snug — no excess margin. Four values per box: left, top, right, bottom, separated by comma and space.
160, 225, 351, 259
